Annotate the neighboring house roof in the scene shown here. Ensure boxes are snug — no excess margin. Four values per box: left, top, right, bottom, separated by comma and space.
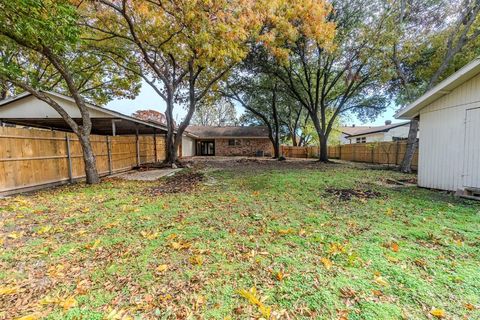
339, 126, 370, 136
396, 57, 480, 119
341, 122, 410, 138
186, 125, 270, 138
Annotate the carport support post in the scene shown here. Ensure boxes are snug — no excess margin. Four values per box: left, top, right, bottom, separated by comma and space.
136, 127, 140, 166
153, 129, 157, 162
111, 119, 116, 136
65, 133, 73, 183
106, 136, 112, 175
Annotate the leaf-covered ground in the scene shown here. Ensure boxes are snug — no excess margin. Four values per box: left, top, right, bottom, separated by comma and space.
1, 159, 479, 320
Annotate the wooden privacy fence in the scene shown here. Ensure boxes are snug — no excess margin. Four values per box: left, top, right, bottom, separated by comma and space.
281, 141, 418, 168
0, 126, 166, 195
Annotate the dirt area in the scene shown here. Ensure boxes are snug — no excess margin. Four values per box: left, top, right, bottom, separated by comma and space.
182, 156, 333, 172
118, 168, 181, 181
150, 171, 204, 194
325, 188, 382, 201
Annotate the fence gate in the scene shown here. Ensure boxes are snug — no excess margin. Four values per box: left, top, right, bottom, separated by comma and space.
463, 107, 480, 189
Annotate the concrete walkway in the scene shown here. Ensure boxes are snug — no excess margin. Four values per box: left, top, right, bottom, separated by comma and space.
118, 168, 182, 181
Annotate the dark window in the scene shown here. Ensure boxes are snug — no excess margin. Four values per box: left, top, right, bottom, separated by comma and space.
356, 137, 366, 143
228, 139, 241, 146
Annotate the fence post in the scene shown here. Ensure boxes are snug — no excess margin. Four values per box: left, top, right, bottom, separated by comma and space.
65, 133, 73, 183
136, 127, 140, 166
339, 145, 342, 159
371, 145, 374, 163
106, 136, 112, 175
395, 141, 400, 165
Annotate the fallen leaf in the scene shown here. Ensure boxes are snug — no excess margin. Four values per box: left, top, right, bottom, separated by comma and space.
391, 242, 399, 252
189, 255, 204, 266
321, 257, 333, 270
258, 304, 271, 318
278, 228, 294, 235
7, 231, 23, 239
59, 296, 77, 310
465, 303, 475, 310
430, 308, 445, 318
15, 314, 39, 320
275, 271, 284, 281
236, 287, 262, 306
156, 264, 168, 272
374, 276, 389, 286
0, 286, 19, 295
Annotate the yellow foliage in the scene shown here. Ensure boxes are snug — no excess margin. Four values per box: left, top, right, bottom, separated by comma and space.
15, 314, 39, 320
430, 308, 445, 318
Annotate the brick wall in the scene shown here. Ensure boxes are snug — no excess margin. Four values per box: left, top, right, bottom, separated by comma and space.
215, 138, 273, 156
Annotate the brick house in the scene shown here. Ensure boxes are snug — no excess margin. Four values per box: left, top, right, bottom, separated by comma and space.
185, 126, 273, 157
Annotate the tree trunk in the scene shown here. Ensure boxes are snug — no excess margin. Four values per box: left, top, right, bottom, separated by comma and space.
273, 138, 280, 158
78, 132, 100, 184
319, 133, 328, 162
400, 117, 419, 173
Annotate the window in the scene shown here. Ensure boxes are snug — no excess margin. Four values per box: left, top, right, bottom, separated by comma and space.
228, 139, 241, 146
356, 137, 366, 144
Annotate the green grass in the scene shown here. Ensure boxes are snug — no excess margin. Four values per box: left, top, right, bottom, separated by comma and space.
1, 162, 479, 319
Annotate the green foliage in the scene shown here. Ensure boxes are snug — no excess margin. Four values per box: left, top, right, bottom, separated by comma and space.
0, 0, 140, 105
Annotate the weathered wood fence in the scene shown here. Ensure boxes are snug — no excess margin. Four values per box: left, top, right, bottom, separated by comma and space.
0, 126, 166, 195
281, 141, 418, 168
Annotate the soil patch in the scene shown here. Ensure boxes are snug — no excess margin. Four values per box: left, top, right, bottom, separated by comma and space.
150, 171, 204, 194
326, 188, 381, 201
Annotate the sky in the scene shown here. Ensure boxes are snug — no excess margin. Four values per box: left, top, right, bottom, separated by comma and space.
106, 80, 399, 127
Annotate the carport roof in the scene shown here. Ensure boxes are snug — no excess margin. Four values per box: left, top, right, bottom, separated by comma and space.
0, 91, 173, 136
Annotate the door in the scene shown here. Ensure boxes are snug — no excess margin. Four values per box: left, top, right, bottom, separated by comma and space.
200, 141, 215, 156
463, 107, 480, 189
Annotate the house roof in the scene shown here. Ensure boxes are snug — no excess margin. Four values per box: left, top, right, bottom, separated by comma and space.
341, 122, 410, 138
0, 91, 181, 136
339, 126, 370, 136
396, 57, 480, 119
186, 125, 270, 138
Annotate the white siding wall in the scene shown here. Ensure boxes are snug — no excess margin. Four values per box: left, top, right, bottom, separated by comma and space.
418, 73, 480, 191
181, 135, 196, 157
384, 124, 411, 141
0, 95, 109, 118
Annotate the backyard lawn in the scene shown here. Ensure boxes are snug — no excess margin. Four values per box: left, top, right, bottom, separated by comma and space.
1, 159, 479, 320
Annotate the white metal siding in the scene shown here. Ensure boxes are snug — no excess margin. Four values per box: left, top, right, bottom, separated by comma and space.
0, 95, 108, 118
418, 72, 480, 191
463, 107, 480, 189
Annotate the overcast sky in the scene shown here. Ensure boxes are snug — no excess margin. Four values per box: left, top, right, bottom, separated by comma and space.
106, 80, 398, 126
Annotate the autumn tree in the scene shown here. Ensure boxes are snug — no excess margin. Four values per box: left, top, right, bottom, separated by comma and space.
192, 98, 237, 127
91, 0, 335, 164
387, 0, 480, 172
258, 0, 388, 162
0, 0, 139, 183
